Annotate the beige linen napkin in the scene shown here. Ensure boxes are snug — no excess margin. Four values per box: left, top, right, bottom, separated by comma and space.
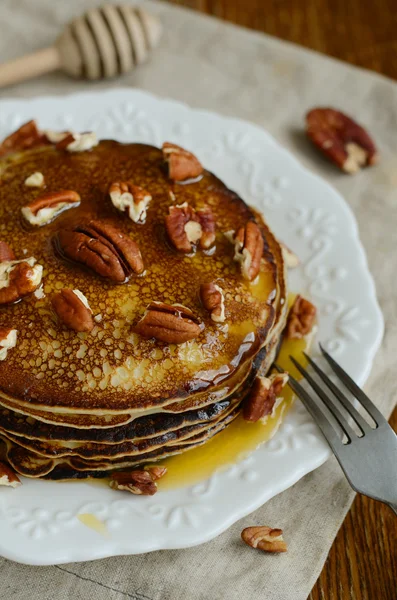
0, 1, 396, 599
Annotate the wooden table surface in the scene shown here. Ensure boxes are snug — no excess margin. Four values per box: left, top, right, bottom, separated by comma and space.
165, 0, 397, 80
163, 2, 397, 598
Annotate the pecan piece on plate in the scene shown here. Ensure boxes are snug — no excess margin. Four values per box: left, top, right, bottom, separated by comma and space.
109, 181, 152, 224
52, 289, 94, 333
306, 108, 378, 174
243, 372, 289, 422
0, 328, 18, 361
200, 282, 226, 323
24, 171, 45, 188
0, 120, 48, 158
225, 221, 264, 281
135, 301, 203, 344
0, 241, 15, 262
0, 258, 43, 305
165, 203, 215, 253
241, 526, 288, 553
162, 142, 204, 182
286, 295, 317, 339
21, 190, 80, 226
109, 466, 167, 495
0, 461, 21, 488
56, 220, 144, 282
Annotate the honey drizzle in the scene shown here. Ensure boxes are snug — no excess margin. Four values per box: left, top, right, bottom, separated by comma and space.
77, 513, 109, 536
157, 333, 309, 491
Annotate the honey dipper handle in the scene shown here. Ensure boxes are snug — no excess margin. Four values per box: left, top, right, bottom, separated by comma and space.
0, 47, 61, 88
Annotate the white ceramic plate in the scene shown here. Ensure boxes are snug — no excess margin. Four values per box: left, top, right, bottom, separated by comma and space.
0, 90, 383, 565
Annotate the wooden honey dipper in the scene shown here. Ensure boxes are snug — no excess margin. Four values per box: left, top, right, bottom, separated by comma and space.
0, 5, 162, 88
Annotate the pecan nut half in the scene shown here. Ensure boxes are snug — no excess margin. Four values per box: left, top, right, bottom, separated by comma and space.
306, 108, 378, 174
52, 289, 94, 333
162, 142, 204, 182
286, 295, 317, 339
225, 221, 264, 281
165, 203, 215, 253
241, 526, 287, 553
200, 282, 226, 323
0, 461, 21, 488
109, 466, 167, 495
109, 181, 152, 224
196, 207, 216, 249
0, 258, 43, 305
0, 328, 18, 361
56, 220, 144, 283
243, 372, 289, 422
43, 130, 72, 144
147, 466, 167, 481
21, 190, 80, 226
45, 130, 98, 153
0, 241, 15, 262
0, 120, 48, 158
135, 301, 203, 344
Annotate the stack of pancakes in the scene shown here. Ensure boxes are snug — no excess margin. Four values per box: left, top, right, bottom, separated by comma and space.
0, 134, 288, 479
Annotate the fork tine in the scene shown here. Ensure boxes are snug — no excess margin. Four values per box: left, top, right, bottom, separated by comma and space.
303, 352, 372, 434
289, 356, 356, 441
319, 344, 386, 426
274, 364, 342, 449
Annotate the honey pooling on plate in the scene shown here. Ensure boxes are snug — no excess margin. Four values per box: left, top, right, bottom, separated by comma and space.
158, 332, 311, 490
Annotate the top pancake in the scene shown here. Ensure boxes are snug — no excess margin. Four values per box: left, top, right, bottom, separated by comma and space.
0, 141, 283, 412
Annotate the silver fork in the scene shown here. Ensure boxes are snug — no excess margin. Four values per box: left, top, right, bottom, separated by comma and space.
275, 344, 397, 515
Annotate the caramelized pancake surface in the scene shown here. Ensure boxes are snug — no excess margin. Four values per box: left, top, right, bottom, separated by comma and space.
0, 142, 280, 411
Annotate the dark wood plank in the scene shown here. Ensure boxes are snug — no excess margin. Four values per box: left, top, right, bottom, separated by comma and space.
309, 407, 397, 600
162, 0, 397, 80
163, 2, 397, 598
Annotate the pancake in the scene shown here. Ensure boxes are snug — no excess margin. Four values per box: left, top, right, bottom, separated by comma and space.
1, 403, 239, 460
0, 346, 255, 426
0, 398, 235, 444
0, 122, 289, 480
1, 408, 240, 479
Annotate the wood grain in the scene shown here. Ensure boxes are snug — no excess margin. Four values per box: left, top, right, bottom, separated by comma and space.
163, 1, 397, 597
163, 0, 397, 80
309, 407, 397, 600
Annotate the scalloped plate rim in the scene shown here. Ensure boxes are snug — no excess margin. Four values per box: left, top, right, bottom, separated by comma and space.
0, 89, 383, 565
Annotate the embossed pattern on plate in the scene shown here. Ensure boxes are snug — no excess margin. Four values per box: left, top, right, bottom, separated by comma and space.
0, 89, 383, 565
